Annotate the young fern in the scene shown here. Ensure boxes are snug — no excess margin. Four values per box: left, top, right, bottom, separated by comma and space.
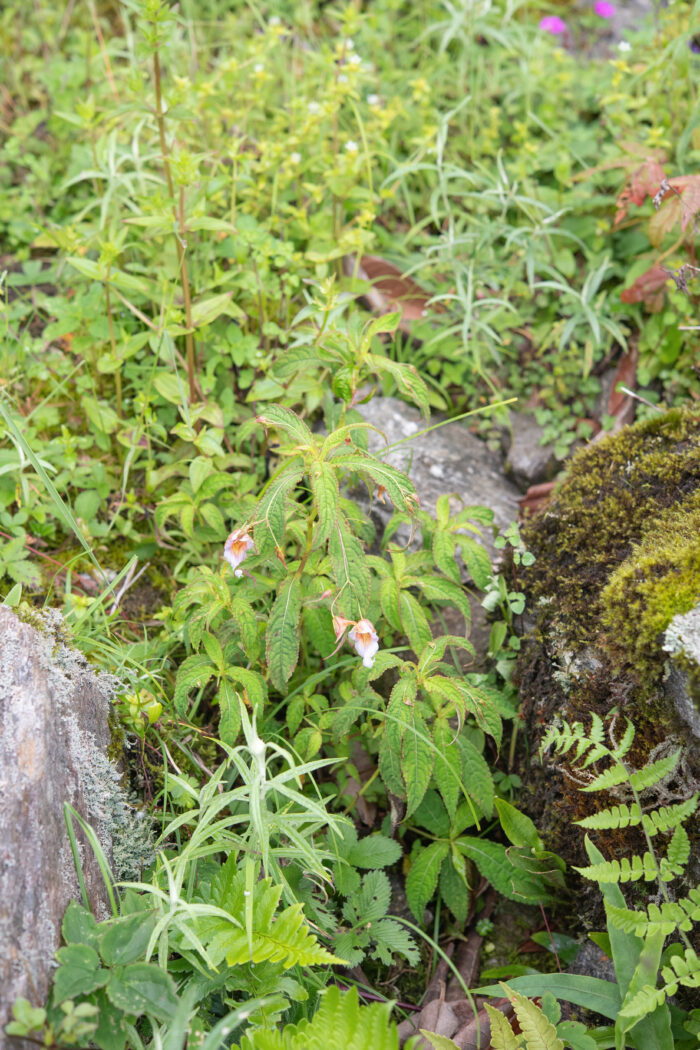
541, 714, 700, 1034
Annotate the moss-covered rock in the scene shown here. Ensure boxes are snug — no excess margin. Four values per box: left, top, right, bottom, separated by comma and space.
513, 407, 700, 923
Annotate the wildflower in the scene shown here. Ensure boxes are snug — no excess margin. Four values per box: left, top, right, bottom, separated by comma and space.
332, 615, 354, 642
618, 40, 631, 51
308, 101, 321, 114
367, 93, 381, 106
348, 53, 362, 67
344, 38, 355, 50
539, 15, 567, 34
269, 15, 280, 26
224, 527, 255, 577
289, 151, 301, 165
345, 140, 358, 153
594, 1, 616, 17
338, 74, 349, 84
690, 37, 700, 54
349, 618, 379, 669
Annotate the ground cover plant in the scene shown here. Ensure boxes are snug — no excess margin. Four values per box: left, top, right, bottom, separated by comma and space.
1, 0, 699, 1047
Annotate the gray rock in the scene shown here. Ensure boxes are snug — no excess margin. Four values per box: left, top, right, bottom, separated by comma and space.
356, 397, 521, 550
663, 603, 700, 739
503, 412, 559, 490
0, 608, 153, 1041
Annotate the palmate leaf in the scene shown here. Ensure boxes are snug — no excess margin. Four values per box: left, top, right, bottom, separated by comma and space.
266, 575, 301, 693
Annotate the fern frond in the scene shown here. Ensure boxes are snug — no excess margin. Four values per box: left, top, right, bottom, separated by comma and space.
619, 949, 700, 1022
659, 824, 690, 882
512, 994, 565, 1050
235, 986, 399, 1050
606, 891, 700, 937
574, 853, 658, 884
642, 795, 699, 836
628, 749, 681, 791
575, 802, 642, 830
484, 1003, 521, 1050
613, 718, 636, 760
580, 762, 629, 793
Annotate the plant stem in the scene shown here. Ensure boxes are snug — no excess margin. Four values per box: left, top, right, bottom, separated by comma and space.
105, 267, 121, 417
153, 49, 197, 405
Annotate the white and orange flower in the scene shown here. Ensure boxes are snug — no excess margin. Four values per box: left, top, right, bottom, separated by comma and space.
348, 618, 379, 669
223, 527, 255, 577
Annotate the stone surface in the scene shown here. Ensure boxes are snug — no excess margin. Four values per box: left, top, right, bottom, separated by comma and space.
0, 608, 152, 1042
663, 602, 700, 739
502, 411, 559, 490
356, 397, 521, 550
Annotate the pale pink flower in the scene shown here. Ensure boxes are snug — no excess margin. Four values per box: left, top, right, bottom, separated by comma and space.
539, 15, 567, 34
349, 618, 379, 669
332, 615, 354, 642
224, 528, 255, 577
594, 1, 615, 17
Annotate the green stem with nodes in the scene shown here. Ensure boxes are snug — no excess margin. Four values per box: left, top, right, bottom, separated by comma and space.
104, 266, 121, 418
152, 49, 197, 405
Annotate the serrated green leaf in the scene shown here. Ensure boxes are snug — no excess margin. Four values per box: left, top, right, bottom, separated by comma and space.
432, 721, 462, 819
433, 528, 460, 582
495, 798, 543, 851
217, 679, 241, 745
457, 736, 494, 818
309, 460, 339, 546
399, 590, 432, 656
106, 963, 179, 1021
402, 715, 434, 816
53, 945, 108, 1002
330, 517, 370, 619
347, 835, 402, 870
458, 537, 492, 590
405, 841, 449, 920
255, 467, 303, 558
256, 404, 314, 447
266, 576, 301, 692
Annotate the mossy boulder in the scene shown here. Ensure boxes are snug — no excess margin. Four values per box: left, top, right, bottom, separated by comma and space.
513, 407, 700, 918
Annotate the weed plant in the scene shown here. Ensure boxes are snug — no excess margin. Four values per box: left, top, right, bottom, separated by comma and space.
1, 0, 699, 1047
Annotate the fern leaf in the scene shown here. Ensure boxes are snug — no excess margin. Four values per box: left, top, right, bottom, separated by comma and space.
659, 824, 690, 881
606, 895, 700, 938
580, 761, 629, 793
484, 1003, 520, 1050
575, 803, 642, 831
235, 986, 399, 1050
619, 949, 700, 1023
503, 986, 565, 1050
614, 718, 636, 760
574, 853, 658, 884
642, 795, 698, 836
628, 749, 680, 791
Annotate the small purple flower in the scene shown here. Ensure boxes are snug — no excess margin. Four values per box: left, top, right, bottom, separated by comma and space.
539, 15, 567, 35
690, 36, 700, 54
594, 1, 616, 18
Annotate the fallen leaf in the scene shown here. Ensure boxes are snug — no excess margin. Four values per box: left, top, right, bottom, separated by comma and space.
344, 254, 437, 334
607, 345, 638, 420
620, 264, 670, 312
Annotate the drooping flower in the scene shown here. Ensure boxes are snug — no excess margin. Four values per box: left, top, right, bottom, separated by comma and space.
349, 618, 379, 669
224, 528, 255, 577
332, 615, 354, 643
538, 15, 567, 35
594, 1, 616, 17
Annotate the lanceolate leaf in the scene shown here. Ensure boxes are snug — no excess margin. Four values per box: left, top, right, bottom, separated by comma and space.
256, 404, 314, 447
458, 838, 555, 904
330, 517, 370, 619
266, 576, 301, 692
309, 460, 339, 546
255, 466, 304, 558
433, 528, 460, 582
458, 537, 492, 590
457, 736, 494, 819
399, 590, 432, 655
402, 714, 434, 816
406, 842, 449, 921
432, 720, 462, 819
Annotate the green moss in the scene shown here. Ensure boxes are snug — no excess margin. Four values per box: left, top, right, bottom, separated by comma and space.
522, 406, 700, 657
601, 491, 700, 679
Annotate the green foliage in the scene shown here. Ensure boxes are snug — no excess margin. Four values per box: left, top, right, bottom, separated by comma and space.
232, 986, 398, 1050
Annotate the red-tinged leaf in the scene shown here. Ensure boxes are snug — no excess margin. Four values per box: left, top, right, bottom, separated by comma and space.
648, 195, 683, 248
608, 346, 639, 419
674, 175, 700, 231
614, 157, 667, 226
344, 254, 438, 333
620, 265, 669, 313
518, 482, 556, 519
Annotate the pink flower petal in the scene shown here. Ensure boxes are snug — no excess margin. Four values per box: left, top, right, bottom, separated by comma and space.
539, 15, 567, 35
594, 1, 616, 17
